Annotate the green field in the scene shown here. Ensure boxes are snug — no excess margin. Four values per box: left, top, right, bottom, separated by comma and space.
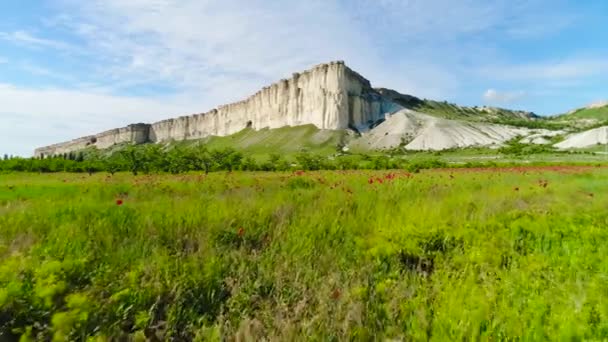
2, 167, 608, 340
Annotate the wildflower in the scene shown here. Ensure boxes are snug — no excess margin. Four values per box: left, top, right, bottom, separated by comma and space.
238, 227, 245, 237
368, 178, 374, 184
331, 288, 341, 300
116, 199, 124, 206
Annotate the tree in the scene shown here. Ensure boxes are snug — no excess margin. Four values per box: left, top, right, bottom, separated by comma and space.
83, 149, 102, 175
104, 153, 123, 175
241, 156, 258, 171
141, 144, 164, 173
295, 152, 323, 171
165, 145, 196, 174
211, 148, 243, 172
120, 145, 143, 175
194, 144, 214, 174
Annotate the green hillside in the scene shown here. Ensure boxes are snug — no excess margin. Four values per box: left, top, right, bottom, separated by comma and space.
374, 88, 569, 129
563, 105, 608, 121
185, 125, 348, 159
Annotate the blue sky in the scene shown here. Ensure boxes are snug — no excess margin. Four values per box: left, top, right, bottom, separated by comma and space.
1, 0, 607, 156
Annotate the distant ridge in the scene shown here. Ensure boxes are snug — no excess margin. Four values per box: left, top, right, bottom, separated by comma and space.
36, 61, 545, 157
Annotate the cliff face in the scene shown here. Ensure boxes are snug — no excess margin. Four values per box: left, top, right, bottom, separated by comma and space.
35, 124, 150, 157
35, 61, 398, 157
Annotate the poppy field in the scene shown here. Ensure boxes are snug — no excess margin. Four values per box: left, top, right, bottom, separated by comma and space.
1, 167, 608, 340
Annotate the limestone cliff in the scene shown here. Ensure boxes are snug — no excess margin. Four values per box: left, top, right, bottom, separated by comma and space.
35, 61, 398, 157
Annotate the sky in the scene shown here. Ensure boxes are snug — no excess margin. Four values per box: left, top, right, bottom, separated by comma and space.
1, 0, 607, 156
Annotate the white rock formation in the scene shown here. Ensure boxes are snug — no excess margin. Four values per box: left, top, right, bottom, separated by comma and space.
354, 110, 535, 151
587, 101, 608, 109
35, 124, 150, 157
519, 130, 563, 145
35, 61, 395, 157
34, 61, 557, 156
555, 126, 608, 149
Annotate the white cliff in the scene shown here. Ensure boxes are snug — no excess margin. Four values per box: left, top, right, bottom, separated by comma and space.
35, 61, 395, 157
555, 126, 608, 149
353, 110, 555, 151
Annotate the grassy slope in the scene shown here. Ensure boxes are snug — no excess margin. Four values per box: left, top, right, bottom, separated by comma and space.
2, 169, 608, 340
183, 125, 347, 160
398, 99, 570, 130
100, 122, 608, 164
408, 100, 501, 120
563, 105, 608, 121
551, 105, 608, 131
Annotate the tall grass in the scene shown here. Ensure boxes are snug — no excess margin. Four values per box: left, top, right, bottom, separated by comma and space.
1, 168, 607, 340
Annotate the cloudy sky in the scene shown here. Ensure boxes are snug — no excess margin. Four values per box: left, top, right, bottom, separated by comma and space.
1, 0, 607, 156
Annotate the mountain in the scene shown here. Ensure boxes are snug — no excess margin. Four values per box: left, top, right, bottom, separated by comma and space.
35, 61, 603, 156
563, 104, 608, 121
376, 88, 538, 122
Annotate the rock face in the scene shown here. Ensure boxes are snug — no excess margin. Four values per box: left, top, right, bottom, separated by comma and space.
35, 61, 396, 157
555, 126, 608, 149
35, 124, 150, 157
353, 110, 527, 151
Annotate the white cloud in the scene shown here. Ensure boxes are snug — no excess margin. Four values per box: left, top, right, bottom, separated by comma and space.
0, 0, 602, 155
0, 83, 204, 156
60, 0, 572, 98
48, 0, 583, 100
480, 57, 608, 82
483, 89, 526, 103
0, 30, 75, 51
345, 0, 577, 43
56, 1, 376, 93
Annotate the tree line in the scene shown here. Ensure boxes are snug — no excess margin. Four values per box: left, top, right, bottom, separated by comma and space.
0, 144, 451, 174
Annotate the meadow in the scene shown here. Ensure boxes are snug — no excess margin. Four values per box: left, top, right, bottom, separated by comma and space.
1, 167, 608, 340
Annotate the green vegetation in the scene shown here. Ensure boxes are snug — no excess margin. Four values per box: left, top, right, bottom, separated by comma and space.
190, 125, 348, 160
395, 99, 568, 130
497, 138, 557, 156
406, 99, 488, 120
490, 117, 569, 130
563, 105, 608, 121
5, 138, 608, 176
2, 167, 608, 340
1, 145, 443, 174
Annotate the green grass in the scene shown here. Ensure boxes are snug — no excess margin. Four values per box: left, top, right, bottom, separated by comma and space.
563, 105, 608, 121
185, 125, 347, 160
2, 169, 608, 340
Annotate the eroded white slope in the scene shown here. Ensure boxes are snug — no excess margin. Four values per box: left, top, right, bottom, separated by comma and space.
555, 126, 608, 149
356, 109, 558, 151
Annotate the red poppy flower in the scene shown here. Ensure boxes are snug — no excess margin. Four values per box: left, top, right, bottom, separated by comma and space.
331, 288, 341, 300
237, 227, 245, 237
116, 199, 124, 206
368, 178, 374, 184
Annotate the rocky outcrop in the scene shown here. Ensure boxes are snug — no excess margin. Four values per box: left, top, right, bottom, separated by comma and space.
555, 126, 608, 149
352, 109, 558, 151
35, 61, 397, 157
35, 124, 149, 158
